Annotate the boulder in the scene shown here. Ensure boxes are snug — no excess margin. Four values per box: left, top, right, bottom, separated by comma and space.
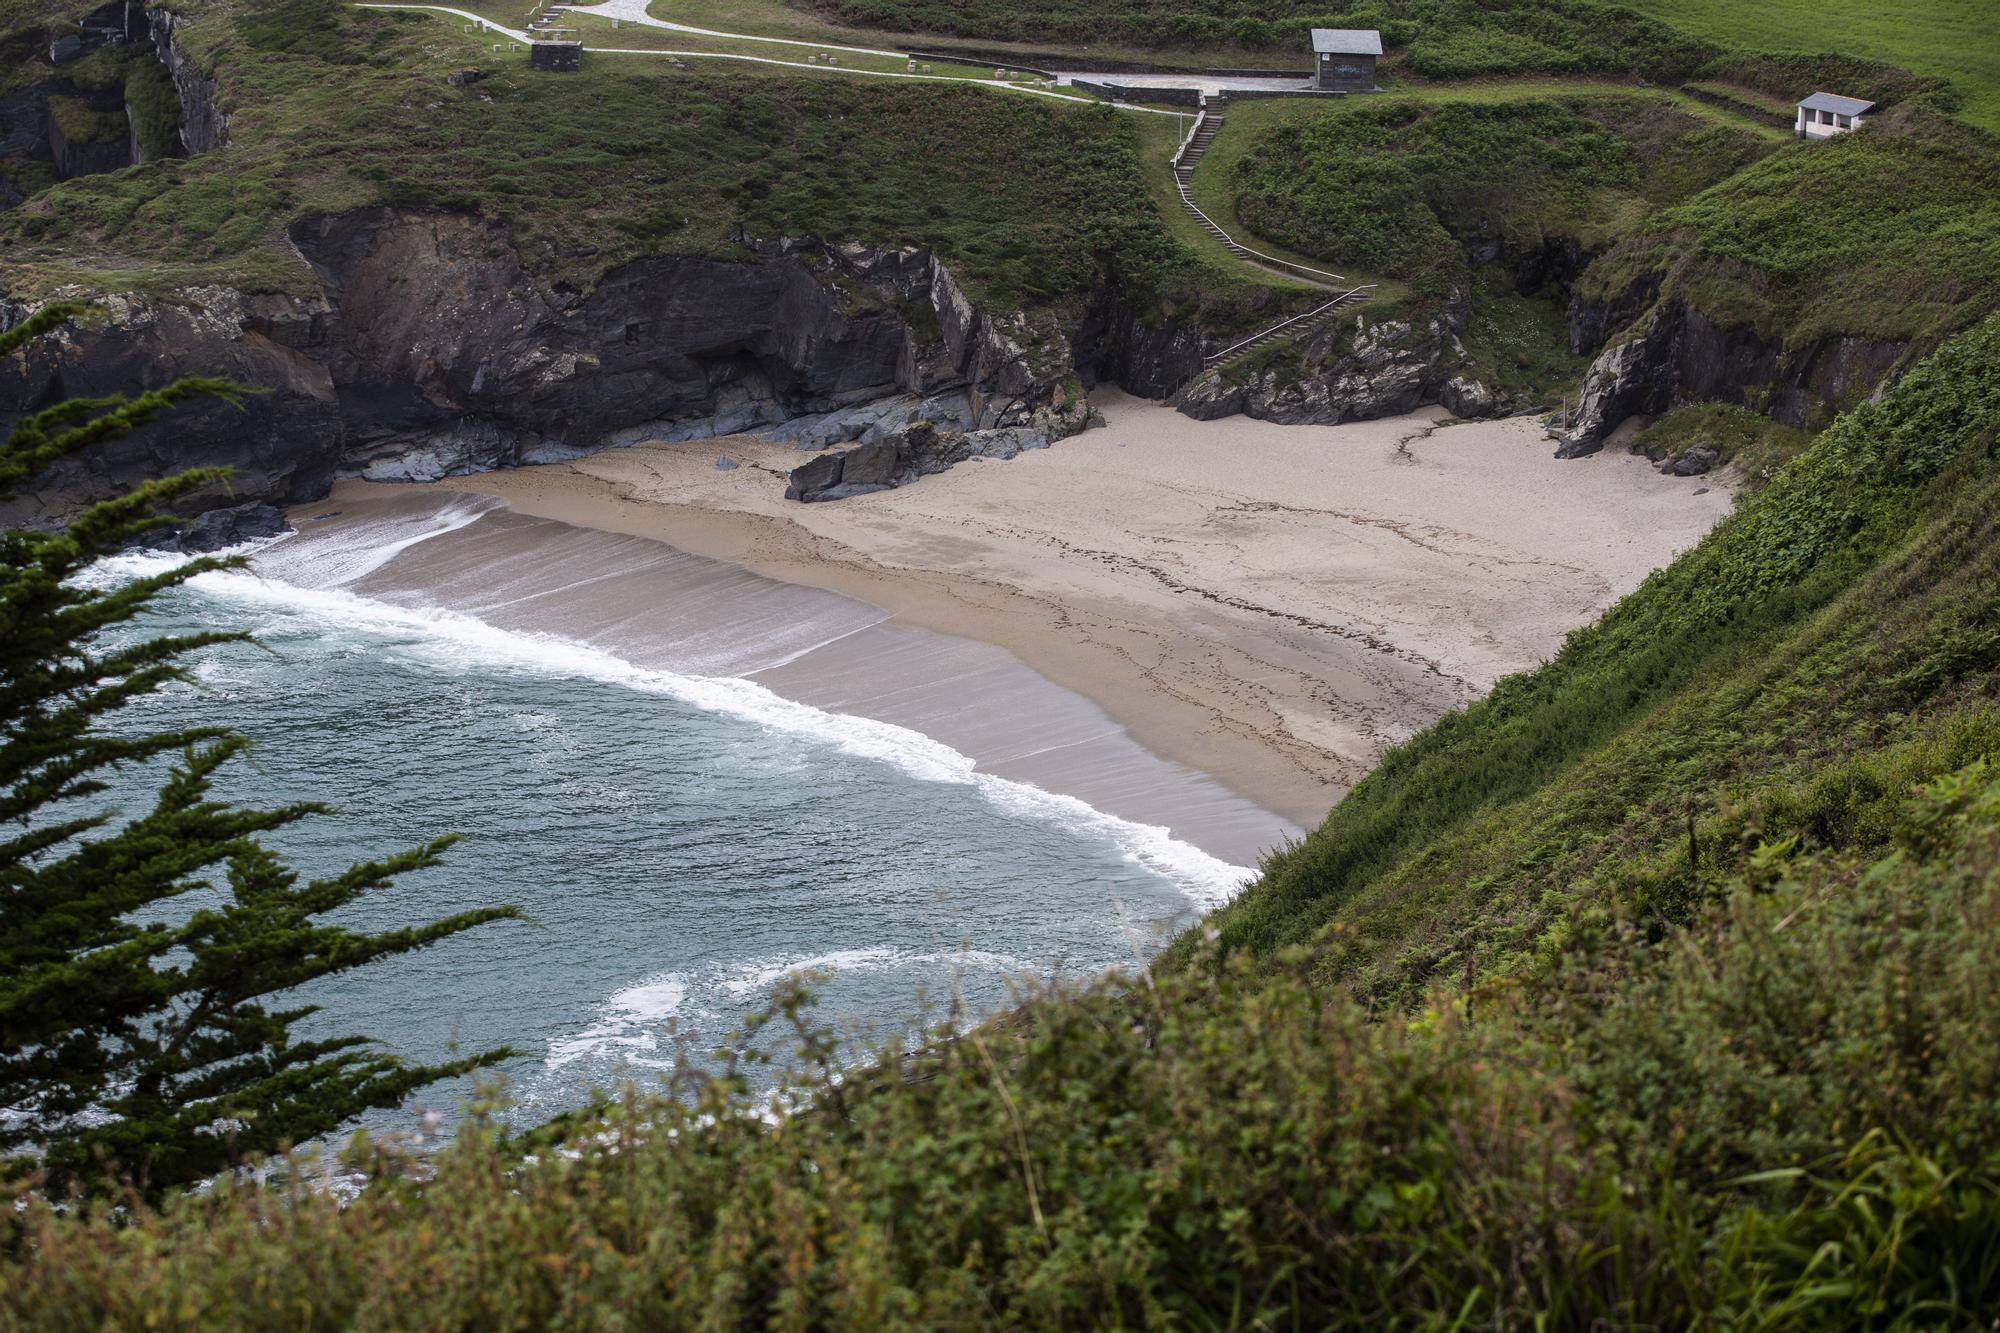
783, 451, 844, 501
837, 439, 900, 487
1662, 444, 1719, 477
144, 501, 292, 553
1440, 376, 1502, 418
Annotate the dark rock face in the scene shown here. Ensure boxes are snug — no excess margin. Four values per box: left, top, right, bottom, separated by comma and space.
0, 289, 347, 528
44, 104, 131, 179
144, 3, 227, 154
1555, 298, 1909, 455
1071, 280, 1210, 398
1568, 274, 1661, 357
1174, 313, 1470, 425
0, 212, 1092, 527
784, 418, 1057, 501
140, 500, 292, 553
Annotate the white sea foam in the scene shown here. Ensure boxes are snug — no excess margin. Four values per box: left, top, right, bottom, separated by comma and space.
271, 493, 500, 587
545, 973, 689, 1070
89, 552, 1258, 908
715, 946, 1030, 1000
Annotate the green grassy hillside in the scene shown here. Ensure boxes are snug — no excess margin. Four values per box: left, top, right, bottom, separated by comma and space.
0, 0, 1257, 322
1226, 94, 1770, 304
793, 0, 1718, 78
1580, 105, 2000, 348
1624, 0, 2000, 132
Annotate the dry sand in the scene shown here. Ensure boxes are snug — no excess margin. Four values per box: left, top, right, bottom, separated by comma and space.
392, 390, 1732, 828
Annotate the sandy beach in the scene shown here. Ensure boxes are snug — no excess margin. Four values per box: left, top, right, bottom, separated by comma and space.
363, 391, 1732, 831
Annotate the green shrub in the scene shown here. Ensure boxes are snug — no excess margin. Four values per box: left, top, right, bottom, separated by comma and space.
1229, 96, 1757, 303
1698, 49, 1963, 115
1580, 106, 2000, 345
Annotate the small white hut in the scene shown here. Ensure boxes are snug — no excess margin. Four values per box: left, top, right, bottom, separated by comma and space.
1795, 91, 1874, 139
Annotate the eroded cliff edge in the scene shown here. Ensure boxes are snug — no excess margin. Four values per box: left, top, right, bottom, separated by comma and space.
0, 208, 1129, 526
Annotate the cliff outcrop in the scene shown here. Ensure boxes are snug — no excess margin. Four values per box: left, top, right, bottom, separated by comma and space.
1556, 293, 1908, 455
1174, 309, 1473, 425
0, 210, 1097, 525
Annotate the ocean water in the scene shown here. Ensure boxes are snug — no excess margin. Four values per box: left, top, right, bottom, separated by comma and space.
87, 493, 1277, 1125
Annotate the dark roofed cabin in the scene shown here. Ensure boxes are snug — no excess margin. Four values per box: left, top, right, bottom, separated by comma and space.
1311, 28, 1380, 93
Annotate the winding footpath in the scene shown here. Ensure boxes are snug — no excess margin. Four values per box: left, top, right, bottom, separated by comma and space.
357, 2, 1178, 112
359, 0, 1381, 360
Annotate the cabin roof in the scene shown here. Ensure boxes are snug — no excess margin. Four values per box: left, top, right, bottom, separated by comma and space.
1310, 28, 1383, 56
1798, 91, 1875, 115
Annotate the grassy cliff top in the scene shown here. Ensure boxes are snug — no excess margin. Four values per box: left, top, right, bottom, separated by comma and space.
1223, 93, 1773, 305
1581, 104, 2000, 348
0, 0, 1261, 320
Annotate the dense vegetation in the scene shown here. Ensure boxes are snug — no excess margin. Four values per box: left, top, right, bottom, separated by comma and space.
1230, 95, 1768, 303
1581, 105, 2000, 346
2, 318, 1996, 1322
0, 0, 1254, 319
1630, 401, 1810, 480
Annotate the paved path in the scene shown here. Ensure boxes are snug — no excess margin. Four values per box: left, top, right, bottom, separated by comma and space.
360, 3, 1181, 113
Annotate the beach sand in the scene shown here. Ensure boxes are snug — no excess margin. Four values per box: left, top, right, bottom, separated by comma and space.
361, 390, 1732, 832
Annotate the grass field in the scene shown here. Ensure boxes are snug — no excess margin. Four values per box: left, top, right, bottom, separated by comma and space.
0, 0, 1241, 317
1623, 0, 2000, 132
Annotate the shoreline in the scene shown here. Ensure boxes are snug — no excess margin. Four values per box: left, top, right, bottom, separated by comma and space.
337, 390, 1734, 834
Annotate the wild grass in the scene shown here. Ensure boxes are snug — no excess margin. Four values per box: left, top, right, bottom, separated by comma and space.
1624, 0, 2000, 132
0, 0, 1254, 324
1580, 106, 2000, 346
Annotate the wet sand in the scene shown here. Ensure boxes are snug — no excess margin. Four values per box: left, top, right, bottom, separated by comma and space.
358, 390, 1732, 834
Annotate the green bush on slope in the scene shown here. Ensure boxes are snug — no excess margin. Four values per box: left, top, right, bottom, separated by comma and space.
1229, 95, 1767, 303
6, 760, 2000, 1325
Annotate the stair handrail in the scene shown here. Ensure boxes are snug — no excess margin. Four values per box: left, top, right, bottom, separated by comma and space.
1204, 284, 1375, 366
1175, 180, 1351, 287
1171, 108, 1208, 168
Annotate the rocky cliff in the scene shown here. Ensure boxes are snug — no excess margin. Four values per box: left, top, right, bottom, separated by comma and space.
143, 2, 226, 154
0, 1, 199, 205
1556, 291, 1908, 455
1173, 307, 1476, 425
0, 210, 1098, 525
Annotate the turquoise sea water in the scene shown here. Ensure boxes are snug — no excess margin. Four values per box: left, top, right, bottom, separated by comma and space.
91, 498, 1267, 1126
